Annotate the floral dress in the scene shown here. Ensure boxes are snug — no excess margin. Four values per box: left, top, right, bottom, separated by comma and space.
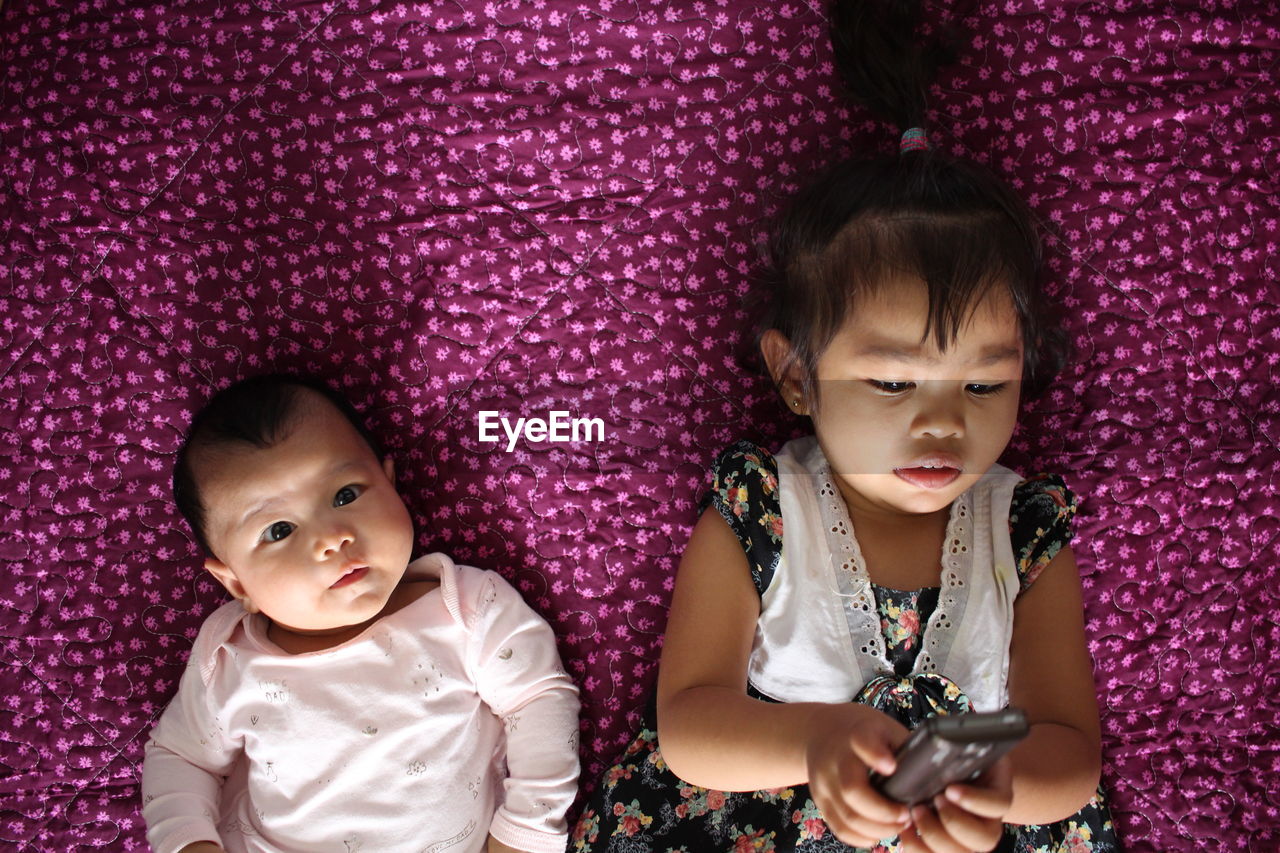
570, 441, 1119, 853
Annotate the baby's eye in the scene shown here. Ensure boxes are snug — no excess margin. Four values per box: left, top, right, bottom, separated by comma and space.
966, 383, 1007, 397
869, 380, 914, 394
334, 485, 361, 507
264, 521, 294, 542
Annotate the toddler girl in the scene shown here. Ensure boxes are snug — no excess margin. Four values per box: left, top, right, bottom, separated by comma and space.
572, 1, 1118, 850
142, 374, 580, 853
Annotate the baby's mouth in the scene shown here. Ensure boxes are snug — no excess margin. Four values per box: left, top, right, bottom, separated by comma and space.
330, 566, 369, 589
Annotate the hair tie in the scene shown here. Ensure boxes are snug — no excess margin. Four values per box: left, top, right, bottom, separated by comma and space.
900, 127, 930, 154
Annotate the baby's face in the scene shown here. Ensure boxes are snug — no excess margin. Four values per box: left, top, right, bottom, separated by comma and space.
802, 282, 1024, 519
197, 392, 414, 640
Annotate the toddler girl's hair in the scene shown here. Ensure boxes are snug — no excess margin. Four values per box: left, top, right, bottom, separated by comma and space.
760, 0, 1068, 404
172, 373, 386, 556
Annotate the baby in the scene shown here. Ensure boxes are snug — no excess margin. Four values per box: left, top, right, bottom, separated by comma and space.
142, 374, 580, 853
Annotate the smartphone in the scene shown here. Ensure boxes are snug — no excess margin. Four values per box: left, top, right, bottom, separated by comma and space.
870, 709, 1029, 805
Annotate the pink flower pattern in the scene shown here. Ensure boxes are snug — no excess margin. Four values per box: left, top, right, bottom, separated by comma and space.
0, 1, 1275, 850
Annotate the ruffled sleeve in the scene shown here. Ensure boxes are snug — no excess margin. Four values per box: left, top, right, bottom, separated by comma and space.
1009, 474, 1078, 591
698, 440, 783, 597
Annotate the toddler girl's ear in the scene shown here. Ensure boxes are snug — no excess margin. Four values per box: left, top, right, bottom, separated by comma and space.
760, 329, 809, 415
382, 456, 395, 481
203, 558, 258, 613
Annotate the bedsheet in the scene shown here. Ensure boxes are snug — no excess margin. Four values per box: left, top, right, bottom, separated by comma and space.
1, 0, 1276, 849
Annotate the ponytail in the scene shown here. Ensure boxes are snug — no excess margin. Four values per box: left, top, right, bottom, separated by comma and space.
756, 0, 1069, 402
829, 0, 957, 135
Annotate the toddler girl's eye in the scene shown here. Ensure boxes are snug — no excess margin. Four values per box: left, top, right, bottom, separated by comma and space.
265, 521, 294, 542
870, 380, 914, 394
334, 486, 360, 507
966, 383, 1007, 396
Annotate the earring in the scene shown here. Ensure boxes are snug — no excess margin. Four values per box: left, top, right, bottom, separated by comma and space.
792, 398, 801, 409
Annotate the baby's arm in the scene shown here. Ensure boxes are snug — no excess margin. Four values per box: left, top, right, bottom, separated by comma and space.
466, 569, 580, 853
998, 544, 1102, 824
142, 657, 236, 853
657, 508, 912, 847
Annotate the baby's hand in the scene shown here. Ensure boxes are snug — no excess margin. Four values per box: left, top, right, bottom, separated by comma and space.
899, 755, 1013, 853
804, 704, 913, 847
486, 834, 530, 853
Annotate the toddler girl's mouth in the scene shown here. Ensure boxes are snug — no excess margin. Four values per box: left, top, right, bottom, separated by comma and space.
893, 467, 961, 490
330, 566, 369, 589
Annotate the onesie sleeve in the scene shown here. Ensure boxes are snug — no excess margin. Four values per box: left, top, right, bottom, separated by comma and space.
698, 439, 783, 597
460, 567, 581, 853
1009, 474, 1079, 592
141, 636, 241, 853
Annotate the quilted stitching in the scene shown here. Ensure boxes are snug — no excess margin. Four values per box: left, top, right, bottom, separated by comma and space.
1, 1, 1276, 850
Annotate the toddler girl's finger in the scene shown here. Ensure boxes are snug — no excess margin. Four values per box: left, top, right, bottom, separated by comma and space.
841, 775, 911, 826
942, 755, 1013, 820
941, 782, 1012, 819
813, 781, 905, 847
820, 792, 901, 847
843, 814, 910, 846
931, 795, 1004, 851
827, 825, 882, 849
850, 730, 901, 777
810, 786, 873, 847
818, 803, 882, 849
897, 823, 931, 853
908, 805, 969, 853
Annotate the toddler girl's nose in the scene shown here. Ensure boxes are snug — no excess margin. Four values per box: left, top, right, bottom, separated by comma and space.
916, 416, 962, 439
910, 391, 965, 439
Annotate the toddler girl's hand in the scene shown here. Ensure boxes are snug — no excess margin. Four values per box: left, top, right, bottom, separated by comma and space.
899, 755, 1014, 853
804, 704, 913, 847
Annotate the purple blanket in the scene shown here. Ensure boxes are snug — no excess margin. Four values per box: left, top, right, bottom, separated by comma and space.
2, 0, 1276, 849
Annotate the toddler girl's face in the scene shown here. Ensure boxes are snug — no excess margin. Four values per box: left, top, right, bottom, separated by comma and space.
196, 393, 414, 639
790, 281, 1024, 519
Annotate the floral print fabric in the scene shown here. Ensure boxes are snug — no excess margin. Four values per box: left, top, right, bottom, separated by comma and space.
572, 442, 1119, 852
876, 587, 939, 677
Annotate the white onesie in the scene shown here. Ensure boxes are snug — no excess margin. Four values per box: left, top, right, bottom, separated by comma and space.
142, 553, 580, 853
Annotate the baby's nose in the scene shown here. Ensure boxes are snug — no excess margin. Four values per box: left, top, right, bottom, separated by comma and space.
316, 523, 355, 557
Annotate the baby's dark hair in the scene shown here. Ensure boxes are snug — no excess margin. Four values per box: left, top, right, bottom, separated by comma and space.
173, 373, 385, 555
760, 0, 1068, 401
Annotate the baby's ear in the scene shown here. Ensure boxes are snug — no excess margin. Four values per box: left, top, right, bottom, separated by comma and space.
381, 456, 395, 481
204, 558, 256, 612
759, 329, 808, 414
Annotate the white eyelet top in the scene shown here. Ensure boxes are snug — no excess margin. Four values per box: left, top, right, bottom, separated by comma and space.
746, 436, 1024, 712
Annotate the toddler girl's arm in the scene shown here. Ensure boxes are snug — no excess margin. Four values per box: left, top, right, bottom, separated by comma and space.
997, 545, 1103, 824
463, 568, 581, 853
142, 654, 237, 853
657, 508, 912, 847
